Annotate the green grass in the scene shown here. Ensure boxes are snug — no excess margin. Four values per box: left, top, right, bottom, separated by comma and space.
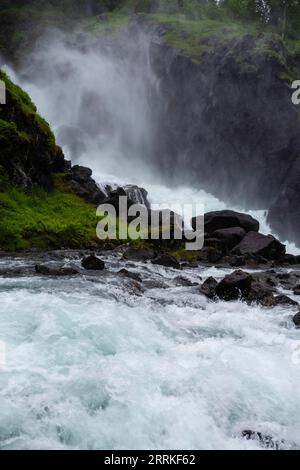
0, 175, 100, 251
82, 11, 130, 35
146, 12, 264, 60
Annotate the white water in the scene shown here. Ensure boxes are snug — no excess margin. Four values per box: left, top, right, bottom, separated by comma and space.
1, 30, 300, 450
0, 255, 300, 450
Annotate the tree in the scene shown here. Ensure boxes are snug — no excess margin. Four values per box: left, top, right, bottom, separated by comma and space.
256, 0, 300, 38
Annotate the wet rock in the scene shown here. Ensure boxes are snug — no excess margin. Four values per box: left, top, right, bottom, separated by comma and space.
293, 312, 300, 327
174, 276, 199, 287
142, 279, 168, 290
118, 269, 142, 283
200, 277, 218, 299
293, 284, 300, 295
35, 264, 79, 276
123, 247, 156, 262
215, 270, 253, 301
212, 227, 246, 250
151, 254, 181, 269
193, 210, 259, 235
232, 232, 286, 260
245, 281, 275, 306
66, 165, 108, 205
277, 254, 300, 266
241, 430, 284, 450
102, 185, 150, 214
123, 185, 151, 209
229, 255, 246, 267
273, 295, 298, 307
81, 255, 105, 270
198, 247, 223, 264
204, 237, 228, 253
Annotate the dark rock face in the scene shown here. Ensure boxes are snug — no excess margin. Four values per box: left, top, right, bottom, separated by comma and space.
151, 254, 181, 269
197, 211, 259, 235
81, 255, 105, 270
215, 270, 253, 301
0, 70, 65, 189
149, 35, 300, 246
232, 232, 286, 260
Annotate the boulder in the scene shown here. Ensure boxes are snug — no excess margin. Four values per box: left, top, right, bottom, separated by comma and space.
35, 264, 79, 276
232, 232, 286, 260
293, 284, 300, 295
118, 269, 142, 283
212, 227, 246, 250
67, 165, 107, 205
200, 277, 218, 299
102, 185, 150, 213
215, 270, 253, 301
192, 210, 259, 235
198, 247, 223, 264
293, 312, 300, 327
123, 246, 156, 262
81, 255, 105, 270
151, 254, 181, 269
123, 185, 151, 209
174, 276, 199, 287
273, 295, 298, 307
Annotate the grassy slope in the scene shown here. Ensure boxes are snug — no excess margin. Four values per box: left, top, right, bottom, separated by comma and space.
0, 174, 100, 251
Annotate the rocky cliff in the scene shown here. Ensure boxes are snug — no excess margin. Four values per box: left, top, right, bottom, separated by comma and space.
148, 31, 300, 245
0, 69, 65, 189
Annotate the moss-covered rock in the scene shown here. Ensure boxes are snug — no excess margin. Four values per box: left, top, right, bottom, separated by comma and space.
0, 69, 65, 189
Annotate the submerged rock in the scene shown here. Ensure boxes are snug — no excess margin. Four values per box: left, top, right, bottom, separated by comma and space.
81, 255, 105, 270
241, 430, 284, 450
293, 312, 300, 327
215, 270, 253, 301
293, 285, 300, 295
123, 246, 156, 262
151, 254, 181, 269
118, 268, 142, 283
200, 277, 218, 299
35, 264, 79, 276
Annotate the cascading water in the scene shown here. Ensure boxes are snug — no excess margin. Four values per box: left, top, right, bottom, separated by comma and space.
1, 25, 300, 450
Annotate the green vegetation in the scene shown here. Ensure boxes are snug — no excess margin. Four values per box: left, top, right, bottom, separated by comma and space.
0, 69, 61, 176
0, 174, 100, 251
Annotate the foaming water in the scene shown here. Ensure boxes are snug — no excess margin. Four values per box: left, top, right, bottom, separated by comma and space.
0, 256, 300, 450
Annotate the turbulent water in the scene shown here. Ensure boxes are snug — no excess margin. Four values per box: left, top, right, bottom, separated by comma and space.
1, 29, 300, 450
0, 254, 300, 450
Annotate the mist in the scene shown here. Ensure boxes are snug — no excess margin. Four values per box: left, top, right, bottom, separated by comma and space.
7, 26, 160, 186
3, 23, 300, 253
